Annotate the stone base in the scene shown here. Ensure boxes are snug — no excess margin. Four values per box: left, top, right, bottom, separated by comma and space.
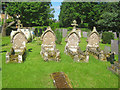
108, 61, 120, 75
40, 49, 60, 62
6, 50, 26, 63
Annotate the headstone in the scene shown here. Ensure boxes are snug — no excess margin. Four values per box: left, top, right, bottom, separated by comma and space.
87, 27, 100, 51
50, 72, 72, 88
111, 40, 118, 54
113, 32, 117, 39
100, 33, 102, 39
62, 29, 67, 37
82, 31, 88, 38
6, 31, 27, 63
76, 28, 81, 38
65, 20, 89, 62
20, 28, 31, 41
40, 26, 60, 61
104, 46, 111, 54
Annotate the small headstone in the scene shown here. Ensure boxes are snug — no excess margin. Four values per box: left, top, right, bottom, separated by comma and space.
62, 29, 67, 37
100, 33, 102, 39
104, 46, 111, 54
111, 40, 118, 54
76, 28, 81, 38
82, 31, 88, 37
108, 31, 112, 32
113, 32, 117, 39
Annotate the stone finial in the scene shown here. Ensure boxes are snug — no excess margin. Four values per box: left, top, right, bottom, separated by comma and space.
71, 20, 78, 31
93, 26, 97, 32
47, 26, 52, 30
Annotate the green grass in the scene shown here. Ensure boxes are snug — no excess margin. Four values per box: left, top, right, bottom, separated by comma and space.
1, 35, 118, 88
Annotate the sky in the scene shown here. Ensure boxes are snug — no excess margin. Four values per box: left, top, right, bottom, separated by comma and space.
51, 0, 63, 21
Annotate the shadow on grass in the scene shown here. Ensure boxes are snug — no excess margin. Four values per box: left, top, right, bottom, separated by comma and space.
1, 44, 8, 47
28, 48, 32, 52
0, 50, 7, 53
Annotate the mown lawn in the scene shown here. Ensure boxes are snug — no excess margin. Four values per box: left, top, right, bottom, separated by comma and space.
1, 35, 118, 88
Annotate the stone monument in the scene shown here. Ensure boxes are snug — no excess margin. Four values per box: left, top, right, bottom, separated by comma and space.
40, 26, 60, 61
6, 31, 27, 63
65, 20, 89, 62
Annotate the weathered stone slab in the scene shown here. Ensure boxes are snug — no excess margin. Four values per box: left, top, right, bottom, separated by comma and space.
51, 72, 72, 88
82, 31, 88, 37
113, 32, 117, 39
76, 28, 81, 38
62, 29, 68, 37
104, 46, 111, 54
111, 40, 118, 54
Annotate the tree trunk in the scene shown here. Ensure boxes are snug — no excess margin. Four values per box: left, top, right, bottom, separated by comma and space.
2, 11, 7, 37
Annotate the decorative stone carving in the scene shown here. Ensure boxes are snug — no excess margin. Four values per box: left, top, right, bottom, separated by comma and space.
65, 20, 89, 62
6, 31, 27, 63
40, 26, 60, 61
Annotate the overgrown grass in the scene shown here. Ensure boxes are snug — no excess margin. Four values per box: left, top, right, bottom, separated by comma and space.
1, 35, 118, 88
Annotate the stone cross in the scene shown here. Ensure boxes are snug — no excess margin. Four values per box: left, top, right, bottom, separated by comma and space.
71, 20, 78, 31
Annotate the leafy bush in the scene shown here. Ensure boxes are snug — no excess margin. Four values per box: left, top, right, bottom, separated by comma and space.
55, 30, 62, 44
67, 27, 72, 31
102, 32, 114, 44
50, 22, 60, 31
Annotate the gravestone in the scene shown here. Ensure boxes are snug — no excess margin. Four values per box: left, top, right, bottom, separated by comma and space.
6, 31, 27, 63
113, 32, 117, 39
86, 27, 107, 61
65, 20, 89, 62
86, 27, 100, 51
62, 29, 67, 37
40, 26, 60, 61
76, 28, 81, 38
100, 33, 102, 39
111, 40, 118, 54
104, 46, 111, 54
82, 31, 88, 38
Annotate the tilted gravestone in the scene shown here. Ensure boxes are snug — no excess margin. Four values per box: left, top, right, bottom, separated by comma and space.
104, 46, 111, 54
76, 28, 81, 38
113, 32, 117, 39
111, 40, 118, 54
40, 26, 60, 61
62, 29, 67, 38
82, 31, 88, 38
65, 20, 89, 62
6, 31, 27, 63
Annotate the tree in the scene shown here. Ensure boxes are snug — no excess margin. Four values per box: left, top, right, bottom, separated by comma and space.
6, 2, 54, 27
96, 2, 119, 32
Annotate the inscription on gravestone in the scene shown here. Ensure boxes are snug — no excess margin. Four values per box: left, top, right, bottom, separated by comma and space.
83, 31, 88, 38
111, 40, 118, 54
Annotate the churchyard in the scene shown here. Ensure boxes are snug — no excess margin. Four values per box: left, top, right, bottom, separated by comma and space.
1, 27, 119, 88
1, 2, 120, 89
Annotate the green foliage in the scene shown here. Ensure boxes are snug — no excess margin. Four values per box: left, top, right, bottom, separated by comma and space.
59, 2, 119, 32
50, 22, 60, 31
6, 18, 14, 23
6, 2, 54, 27
96, 2, 119, 32
67, 27, 72, 31
55, 30, 62, 44
102, 32, 114, 44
